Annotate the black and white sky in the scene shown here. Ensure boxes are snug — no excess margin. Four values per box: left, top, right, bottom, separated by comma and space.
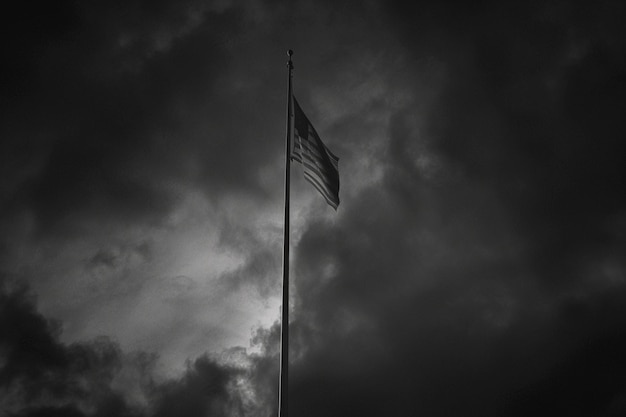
1, 0, 626, 416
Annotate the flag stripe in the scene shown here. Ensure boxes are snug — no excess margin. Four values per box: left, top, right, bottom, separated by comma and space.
304, 171, 339, 208
296, 139, 340, 203
301, 160, 339, 206
294, 132, 339, 178
304, 170, 338, 203
305, 125, 339, 162
295, 142, 340, 192
296, 134, 324, 159
303, 171, 335, 202
301, 154, 339, 184
304, 165, 339, 195
298, 134, 339, 171
300, 157, 339, 192
301, 126, 339, 164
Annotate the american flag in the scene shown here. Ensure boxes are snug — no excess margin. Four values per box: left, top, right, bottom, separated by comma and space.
291, 97, 340, 209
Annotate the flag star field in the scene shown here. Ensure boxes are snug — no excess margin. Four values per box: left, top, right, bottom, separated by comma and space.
1, 1, 625, 416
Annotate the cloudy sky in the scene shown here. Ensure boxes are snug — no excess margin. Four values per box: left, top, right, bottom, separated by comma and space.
1, 0, 625, 416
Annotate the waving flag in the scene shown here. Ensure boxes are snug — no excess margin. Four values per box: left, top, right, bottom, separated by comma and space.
291, 97, 340, 209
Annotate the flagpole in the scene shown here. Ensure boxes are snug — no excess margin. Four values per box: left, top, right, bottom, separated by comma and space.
278, 49, 293, 417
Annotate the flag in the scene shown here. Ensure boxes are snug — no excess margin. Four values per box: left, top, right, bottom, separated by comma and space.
291, 97, 340, 209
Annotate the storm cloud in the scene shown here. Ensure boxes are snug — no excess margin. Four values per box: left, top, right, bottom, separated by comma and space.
0, 278, 268, 417
1, 0, 626, 416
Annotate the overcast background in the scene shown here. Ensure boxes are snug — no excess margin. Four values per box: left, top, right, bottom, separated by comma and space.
1, 0, 625, 416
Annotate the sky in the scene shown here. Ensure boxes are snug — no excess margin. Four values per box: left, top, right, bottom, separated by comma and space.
1, 0, 625, 416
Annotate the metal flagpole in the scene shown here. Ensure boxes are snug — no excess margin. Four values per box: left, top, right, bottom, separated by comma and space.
278, 49, 293, 417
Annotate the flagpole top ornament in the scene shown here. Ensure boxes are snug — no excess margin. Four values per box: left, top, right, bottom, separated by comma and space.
287, 49, 294, 70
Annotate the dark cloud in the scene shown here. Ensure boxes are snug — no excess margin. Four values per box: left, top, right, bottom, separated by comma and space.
273, 1, 626, 416
13, 405, 87, 417
383, 0, 626, 286
499, 290, 626, 416
0, 277, 260, 417
2, 0, 626, 416
216, 219, 282, 298
0, 280, 67, 389
0, 0, 284, 238
286, 189, 626, 415
86, 241, 153, 271
1, 277, 127, 414
151, 356, 236, 417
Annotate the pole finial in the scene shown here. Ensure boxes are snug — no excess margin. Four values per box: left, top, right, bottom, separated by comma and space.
287, 49, 294, 70
287, 49, 293, 57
